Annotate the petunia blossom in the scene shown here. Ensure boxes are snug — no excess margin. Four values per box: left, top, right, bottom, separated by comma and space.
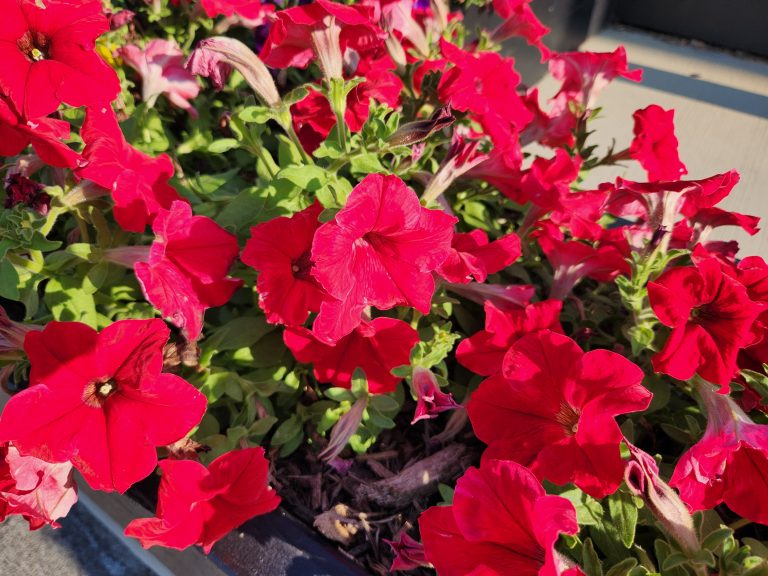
670, 380, 768, 525
456, 299, 563, 376
135, 201, 243, 341
0, 0, 120, 119
0, 442, 78, 530
310, 174, 456, 343
259, 0, 386, 76
242, 202, 328, 326
0, 319, 208, 493
283, 317, 419, 394
629, 105, 687, 182
549, 47, 642, 112
436, 229, 521, 284
489, 0, 550, 59
385, 531, 431, 572
125, 447, 280, 552
648, 257, 762, 389
419, 458, 582, 576
0, 95, 82, 168
467, 330, 651, 498
120, 39, 200, 117
410, 366, 459, 424
76, 106, 184, 233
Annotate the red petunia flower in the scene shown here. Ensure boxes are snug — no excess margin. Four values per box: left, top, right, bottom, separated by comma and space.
242, 202, 328, 326
120, 39, 200, 117
438, 39, 532, 161
537, 224, 630, 300
201, 0, 273, 23
489, 0, 551, 60
0, 95, 82, 168
648, 257, 762, 388
436, 229, 521, 284
385, 531, 430, 572
0, 442, 78, 530
670, 381, 768, 525
310, 174, 456, 343
125, 448, 280, 552
0, 0, 120, 119
629, 105, 687, 182
549, 46, 642, 111
419, 458, 582, 576
456, 299, 563, 376
283, 317, 418, 394
0, 319, 207, 493
136, 201, 243, 341
467, 330, 651, 498
259, 0, 386, 74
76, 106, 184, 233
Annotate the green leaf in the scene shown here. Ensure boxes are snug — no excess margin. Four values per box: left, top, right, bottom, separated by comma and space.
350, 368, 369, 398
555, 486, 604, 526
369, 394, 400, 414
701, 527, 732, 552
44, 276, 97, 326
411, 323, 460, 370
276, 165, 329, 191
605, 558, 638, 576
582, 538, 604, 576
324, 387, 356, 403
608, 490, 639, 548
437, 483, 454, 505
271, 414, 303, 446
207, 138, 241, 153
0, 260, 20, 300
216, 183, 304, 233
203, 316, 273, 354
350, 152, 385, 176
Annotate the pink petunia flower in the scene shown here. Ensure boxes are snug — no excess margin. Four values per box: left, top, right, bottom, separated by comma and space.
467, 330, 651, 498
310, 174, 456, 343
242, 202, 328, 326
125, 448, 280, 552
489, 0, 551, 60
648, 257, 762, 388
419, 458, 583, 576
0, 442, 78, 530
385, 531, 431, 572
135, 201, 243, 341
120, 39, 200, 117
410, 366, 459, 424
0, 319, 207, 493
670, 380, 768, 525
0, 0, 120, 119
283, 317, 419, 394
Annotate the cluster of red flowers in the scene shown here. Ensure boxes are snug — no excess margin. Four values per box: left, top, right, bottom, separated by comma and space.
1, 0, 767, 572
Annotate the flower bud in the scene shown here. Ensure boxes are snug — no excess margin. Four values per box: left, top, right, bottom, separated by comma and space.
387, 106, 455, 147
319, 396, 367, 462
187, 37, 281, 108
410, 367, 459, 425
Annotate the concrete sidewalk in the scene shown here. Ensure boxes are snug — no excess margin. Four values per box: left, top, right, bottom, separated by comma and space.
535, 27, 768, 257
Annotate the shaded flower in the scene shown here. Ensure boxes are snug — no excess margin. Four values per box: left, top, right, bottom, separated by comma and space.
629, 105, 687, 182
242, 202, 328, 326
648, 257, 761, 388
76, 106, 184, 233
125, 448, 280, 552
419, 458, 582, 576
0, 319, 207, 493
283, 318, 419, 394
4, 173, 50, 215
0, 0, 120, 118
456, 299, 563, 376
120, 39, 200, 117
135, 201, 243, 341
468, 330, 651, 498
410, 366, 459, 424
0, 442, 78, 530
445, 282, 536, 312
310, 174, 456, 343
670, 380, 768, 525
385, 531, 431, 572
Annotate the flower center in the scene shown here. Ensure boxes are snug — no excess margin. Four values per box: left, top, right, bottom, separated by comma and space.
291, 250, 314, 281
83, 377, 118, 407
17, 31, 50, 62
554, 402, 581, 436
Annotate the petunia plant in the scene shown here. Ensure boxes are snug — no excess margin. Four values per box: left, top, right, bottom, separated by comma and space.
0, 0, 767, 574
